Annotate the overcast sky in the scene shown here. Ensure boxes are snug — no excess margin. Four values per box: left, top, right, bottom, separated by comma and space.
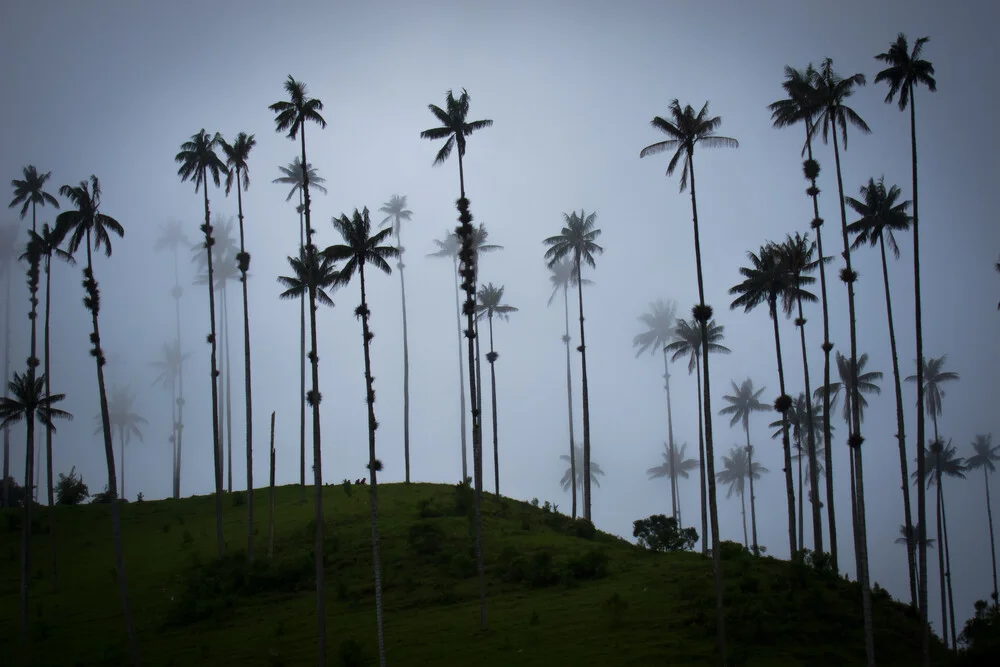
2, 0, 998, 640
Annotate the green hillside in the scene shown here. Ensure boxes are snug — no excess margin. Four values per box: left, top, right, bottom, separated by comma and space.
1, 482, 948, 666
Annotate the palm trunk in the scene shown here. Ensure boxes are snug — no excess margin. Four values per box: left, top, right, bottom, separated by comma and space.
216, 286, 225, 493
201, 178, 224, 557
935, 474, 947, 647
84, 234, 138, 666
797, 435, 804, 552
2, 259, 10, 508
562, 286, 577, 519
795, 293, 823, 553
878, 235, 916, 608
398, 226, 411, 483
453, 256, 468, 481
268, 411, 275, 559
172, 248, 183, 499
940, 479, 957, 649
575, 251, 593, 522
985, 467, 999, 606
696, 356, 708, 555
224, 285, 233, 494
298, 192, 306, 500
119, 428, 125, 501
804, 123, 837, 569
769, 300, 797, 557
488, 315, 500, 496
746, 437, 758, 554
20, 412, 35, 642
43, 251, 58, 588
662, 353, 678, 522
687, 152, 727, 666
236, 176, 254, 562
740, 482, 748, 549
168, 347, 178, 499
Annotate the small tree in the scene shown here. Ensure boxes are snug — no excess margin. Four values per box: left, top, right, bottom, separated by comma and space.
55, 467, 89, 505
633, 514, 698, 552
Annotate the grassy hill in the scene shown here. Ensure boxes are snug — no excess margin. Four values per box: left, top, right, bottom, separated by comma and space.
1, 481, 948, 666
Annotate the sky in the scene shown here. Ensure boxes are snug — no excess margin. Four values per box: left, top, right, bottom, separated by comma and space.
1, 0, 998, 643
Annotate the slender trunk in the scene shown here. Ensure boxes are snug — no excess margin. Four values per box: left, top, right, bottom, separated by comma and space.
201, 176, 224, 557
941, 479, 957, 650
795, 293, 823, 553
168, 344, 178, 499
236, 176, 254, 562
21, 242, 39, 639
488, 315, 500, 496
224, 285, 233, 494
172, 248, 182, 499
575, 251, 593, 522
687, 152, 727, 666
770, 300, 797, 557
935, 475, 947, 647
453, 256, 468, 481
985, 467, 999, 606
43, 252, 57, 588
2, 260, 10, 508
878, 236, 916, 608
398, 225, 411, 483
562, 286, 577, 519
268, 411, 275, 559
696, 356, 708, 555
216, 286, 225, 493
740, 482, 748, 549
797, 435, 804, 552
119, 428, 125, 501
298, 191, 306, 500
663, 352, 677, 522
85, 235, 139, 665
746, 439, 757, 553
850, 445, 860, 575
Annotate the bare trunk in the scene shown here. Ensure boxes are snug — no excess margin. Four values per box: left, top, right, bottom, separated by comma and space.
940, 478, 957, 649
795, 292, 823, 553
43, 252, 57, 588
268, 411, 275, 559
770, 300, 797, 557
663, 352, 678, 522
746, 430, 758, 554
740, 481, 748, 549
696, 356, 708, 555
488, 315, 500, 496
453, 256, 468, 481
201, 177, 224, 557
224, 285, 233, 494
20, 413, 35, 642
575, 251, 593, 522
935, 475, 947, 647
398, 226, 411, 483
562, 286, 577, 519
236, 175, 255, 562
2, 259, 10, 508
985, 467, 999, 606
298, 191, 306, 500
797, 435, 804, 552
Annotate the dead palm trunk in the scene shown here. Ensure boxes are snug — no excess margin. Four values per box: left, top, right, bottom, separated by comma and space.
561, 285, 577, 519
234, 176, 255, 560
696, 356, 708, 555
397, 228, 411, 483
452, 255, 469, 481
574, 248, 594, 522
268, 411, 275, 559
223, 283, 233, 494
768, 298, 797, 557
745, 433, 759, 554
739, 481, 748, 549
487, 314, 501, 496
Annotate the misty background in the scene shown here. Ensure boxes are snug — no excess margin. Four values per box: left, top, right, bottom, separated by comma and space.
1, 0, 997, 638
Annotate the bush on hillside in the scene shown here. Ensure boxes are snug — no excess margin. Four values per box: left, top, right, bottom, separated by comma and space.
56, 466, 89, 505
570, 518, 597, 540
632, 514, 698, 553
408, 522, 444, 557
958, 597, 1000, 665
0, 476, 27, 508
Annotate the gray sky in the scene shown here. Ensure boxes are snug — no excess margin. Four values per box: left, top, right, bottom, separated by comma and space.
2, 0, 998, 640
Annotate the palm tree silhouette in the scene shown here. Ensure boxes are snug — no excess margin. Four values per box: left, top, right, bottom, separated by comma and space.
897, 521, 935, 587
666, 317, 730, 554
175, 129, 227, 556
0, 224, 16, 508
847, 176, 918, 606
476, 283, 517, 497
9, 165, 59, 233
97, 385, 146, 501
273, 157, 327, 497
420, 88, 493, 199
633, 299, 681, 519
768, 394, 814, 551
379, 195, 414, 483
54, 175, 137, 664
560, 443, 605, 497
875, 38, 936, 659
544, 210, 603, 522
324, 206, 397, 667
20, 239, 42, 503
646, 442, 699, 528
907, 355, 959, 443
719, 378, 769, 554
221, 131, 258, 561
770, 64, 840, 569
0, 369, 70, 640
150, 340, 189, 498
716, 446, 768, 550
640, 100, 737, 663
967, 434, 1000, 606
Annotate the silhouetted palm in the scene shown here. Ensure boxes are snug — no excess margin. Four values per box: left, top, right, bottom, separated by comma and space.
560, 443, 605, 496
769, 394, 814, 551
0, 224, 15, 508
719, 378, 768, 553
906, 355, 959, 443
54, 175, 136, 663
897, 521, 935, 591
97, 385, 146, 500
967, 434, 1000, 605
0, 369, 70, 639
716, 446, 768, 550
646, 442, 699, 528
875, 37, 936, 658
847, 176, 917, 604
476, 283, 517, 497
175, 129, 227, 555
420, 88, 493, 198
544, 210, 603, 523
379, 195, 414, 483
150, 341, 189, 497
666, 317, 730, 554
9, 165, 59, 232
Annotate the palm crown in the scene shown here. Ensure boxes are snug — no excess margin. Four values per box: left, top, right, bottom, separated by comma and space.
476, 283, 517, 323
220, 132, 257, 195
55, 176, 124, 257
846, 177, 912, 257
154, 221, 190, 255
810, 58, 871, 148
420, 89, 494, 166
914, 439, 966, 487
269, 76, 327, 140
768, 65, 822, 136
324, 207, 398, 285
543, 210, 603, 270
647, 442, 699, 481
151, 340, 189, 390
560, 444, 605, 491
815, 352, 883, 424
632, 299, 678, 357
639, 100, 739, 191
378, 195, 413, 239
546, 257, 591, 306
905, 355, 959, 418
99, 384, 147, 444
730, 243, 816, 317
9, 165, 59, 220
874, 34, 936, 110
273, 157, 327, 202
665, 318, 730, 373
967, 434, 1000, 474
776, 232, 824, 314
0, 370, 71, 431
175, 130, 227, 194
720, 378, 769, 431
277, 246, 338, 307
716, 446, 768, 499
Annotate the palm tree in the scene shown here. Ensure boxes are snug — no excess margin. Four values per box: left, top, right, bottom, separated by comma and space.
907, 356, 959, 443
379, 195, 414, 482
98, 385, 146, 500
560, 443, 605, 499
967, 434, 1000, 605
730, 242, 814, 556
175, 129, 227, 556
273, 157, 327, 498
0, 224, 16, 508
9, 165, 59, 233
769, 63, 840, 571
633, 299, 681, 519
875, 38, 936, 660
323, 206, 396, 666
20, 238, 42, 501
53, 175, 137, 665
719, 378, 769, 554
543, 211, 603, 522
420, 88, 493, 199
897, 522, 935, 586
277, 242, 337, 663
646, 442, 699, 528
640, 100, 737, 664
666, 318, 730, 554
0, 370, 70, 640
716, 447, 768, 550
769, 394, 811, 552
547, 258, 589, 519
151, 341, 189, 496
847, 176, 917, 605
153, 221, 190, 499
476, 283, 517, 497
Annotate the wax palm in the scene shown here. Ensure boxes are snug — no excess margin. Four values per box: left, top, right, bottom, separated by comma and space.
97, 385, 146, 500
967, 434, 1000, 605
907, 356, 959, 442
769, 393, 811, 551
9, 165, 59, 232
379, 194, 414, 483
666, 317, 730, 554
560, 443, 605, 495
54, 175, 136, 663
647, 442, 699, 528
544, 210, 603, 523
0, 224, 16, 508
0, 369, 70, 638
719, 378, 768, 553
175, 129, 227, 555
716, 447, 768, 550
476, 283, 517, 497
420, 88, 493, 198
150, 341, 189, 498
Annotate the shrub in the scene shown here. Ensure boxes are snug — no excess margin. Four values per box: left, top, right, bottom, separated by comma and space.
719, 540, 748, 561
231, 491, 246, 507
526, 550, 558, 588
341, 479, 353, 497
632, 514, 698, 552
958, 597, 1000, 662
567, 548, 609, 581
448, 552, 476, 578
90, 486, 115, 504
407, 522, 444, 557
55, 467, 89, 505
453, 479, 474, 516
0, 476, 26, 508
570, 518, 596, 540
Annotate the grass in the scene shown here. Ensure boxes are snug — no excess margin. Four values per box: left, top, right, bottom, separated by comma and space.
0, 481, 949, 666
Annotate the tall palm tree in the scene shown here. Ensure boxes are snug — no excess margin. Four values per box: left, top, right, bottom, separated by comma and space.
967, 434, 1000, 605
153, 221, 190, 498
20, 238, 41, 500
324, 206, 397, 667
379, 195, 414, 482
476, 283, 517, 497
640, 100, 737, 664
730, 243, 814, 557
151, 341, 189, 496
716, 447, 768, 550
646, 442, 699, 528
666, 318, 730, 554
560, 443, 605, 500
547, 258, 589, 519
221, 131, 257, 560
543, 210, 603, 522
277, 243, 337, 663
847, 176, 917, 605
769, 394, 810, 552
273, 157, 327, 498
420, 88, 493, 199
770, 63, 840, 570
0, 370, 70, 640
907, 356, 959, 443
0, 224, 16, 508
54, 175, 137, 665
719, 378, 769, 554
897, 522, 935, 589
633, 299, 681, 519
175, 129, 227, 556
98, 385, 146, 500
875, 38, 936, 661
9, 165, 59, 233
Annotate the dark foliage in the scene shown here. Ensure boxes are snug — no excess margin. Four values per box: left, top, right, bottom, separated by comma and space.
632, 514, 698, 552
55, 467, 89, 505
958, 598, 1000, 665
